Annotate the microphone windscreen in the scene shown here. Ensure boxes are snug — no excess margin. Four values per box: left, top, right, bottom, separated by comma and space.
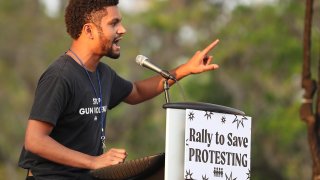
136, 55, 148, 66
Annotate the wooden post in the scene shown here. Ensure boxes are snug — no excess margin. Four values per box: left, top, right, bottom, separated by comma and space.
300, 0, 320, 179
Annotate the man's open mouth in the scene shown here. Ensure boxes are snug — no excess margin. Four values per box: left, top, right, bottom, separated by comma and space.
113, 37, 122, 49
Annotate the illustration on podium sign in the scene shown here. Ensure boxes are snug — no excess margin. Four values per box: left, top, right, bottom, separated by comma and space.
184, 109, 252, 180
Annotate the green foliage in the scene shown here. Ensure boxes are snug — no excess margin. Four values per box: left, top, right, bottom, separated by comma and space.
0, 0, 319, 179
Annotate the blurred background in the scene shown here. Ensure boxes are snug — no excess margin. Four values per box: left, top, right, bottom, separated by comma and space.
0, 0, 319, 179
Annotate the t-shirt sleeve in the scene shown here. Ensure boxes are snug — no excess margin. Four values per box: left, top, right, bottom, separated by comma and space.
29, 73, 69, 126
108, 73, 133, 109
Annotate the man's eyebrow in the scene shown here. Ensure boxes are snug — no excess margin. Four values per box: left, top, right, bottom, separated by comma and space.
108, 17, 122, 24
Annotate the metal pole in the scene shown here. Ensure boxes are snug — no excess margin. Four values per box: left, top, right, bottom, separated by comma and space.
164, 79, 170, 103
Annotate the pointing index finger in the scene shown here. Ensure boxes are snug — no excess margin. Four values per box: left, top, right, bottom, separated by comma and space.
202, 39, 220, 55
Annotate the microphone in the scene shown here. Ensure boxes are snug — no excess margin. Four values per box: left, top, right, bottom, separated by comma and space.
136, 55, 177, 81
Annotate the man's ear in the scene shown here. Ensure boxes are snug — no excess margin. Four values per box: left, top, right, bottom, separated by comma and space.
83, 24, 95, 40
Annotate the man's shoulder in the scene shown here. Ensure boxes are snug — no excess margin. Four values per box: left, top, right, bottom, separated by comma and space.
37, 54, 80, 84
48, 54, 76, 72
45, 55, 79, 75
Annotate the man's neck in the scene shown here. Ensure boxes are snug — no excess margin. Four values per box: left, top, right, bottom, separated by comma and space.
67, 42, 101, 72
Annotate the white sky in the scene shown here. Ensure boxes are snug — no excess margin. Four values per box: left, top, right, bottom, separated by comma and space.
39, 0, 61, 18
39, 0, 277, 18
39, 0, 149, 17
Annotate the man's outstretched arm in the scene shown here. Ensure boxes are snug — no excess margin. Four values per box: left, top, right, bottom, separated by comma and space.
125, 39, 220, 105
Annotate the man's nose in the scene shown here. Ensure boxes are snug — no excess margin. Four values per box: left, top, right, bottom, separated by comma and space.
117, 23, 126, 35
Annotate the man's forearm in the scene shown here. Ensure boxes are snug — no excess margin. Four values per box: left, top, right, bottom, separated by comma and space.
25, 133, 95, 170
25, 120, 95, 170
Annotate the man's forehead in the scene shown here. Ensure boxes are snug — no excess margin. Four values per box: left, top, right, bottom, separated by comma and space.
100, 6, 121, 20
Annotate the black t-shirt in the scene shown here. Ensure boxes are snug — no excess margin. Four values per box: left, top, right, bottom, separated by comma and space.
18, 54, 133, 179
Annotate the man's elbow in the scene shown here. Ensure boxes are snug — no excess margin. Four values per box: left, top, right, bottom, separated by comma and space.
125, 99, 140, 105
24, 135, 42, 154
124, 84, 146, 105
24, 136, 34, 152
124, 93, 143, 105
125, 96, 150, 105
24, 119, 53, 153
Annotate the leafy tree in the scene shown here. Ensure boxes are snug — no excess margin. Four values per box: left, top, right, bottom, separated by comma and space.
0, 0, 318, 179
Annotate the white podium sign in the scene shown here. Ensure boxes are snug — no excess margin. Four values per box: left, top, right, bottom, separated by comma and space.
184, 109, 251, 180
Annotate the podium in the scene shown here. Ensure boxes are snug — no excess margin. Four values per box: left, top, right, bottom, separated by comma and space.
163, 102, 247, 180
91, 102, 250, 180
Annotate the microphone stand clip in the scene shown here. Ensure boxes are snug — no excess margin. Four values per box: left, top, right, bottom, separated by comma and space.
163, 79, 170, 103
162, 71, 177, 103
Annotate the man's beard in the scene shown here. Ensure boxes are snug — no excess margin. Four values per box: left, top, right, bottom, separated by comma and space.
98, 38, 121, 59
97, 27, 121, 59
106, 49, 120, 59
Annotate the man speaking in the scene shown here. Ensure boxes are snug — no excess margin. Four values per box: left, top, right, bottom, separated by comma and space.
18, 0, 220, 179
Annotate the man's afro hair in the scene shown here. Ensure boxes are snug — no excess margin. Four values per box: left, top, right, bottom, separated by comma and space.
65, 0, 119, 39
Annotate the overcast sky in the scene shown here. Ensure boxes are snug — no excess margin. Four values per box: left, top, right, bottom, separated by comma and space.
39, 0, 277, 18
39, 0, 150, 17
